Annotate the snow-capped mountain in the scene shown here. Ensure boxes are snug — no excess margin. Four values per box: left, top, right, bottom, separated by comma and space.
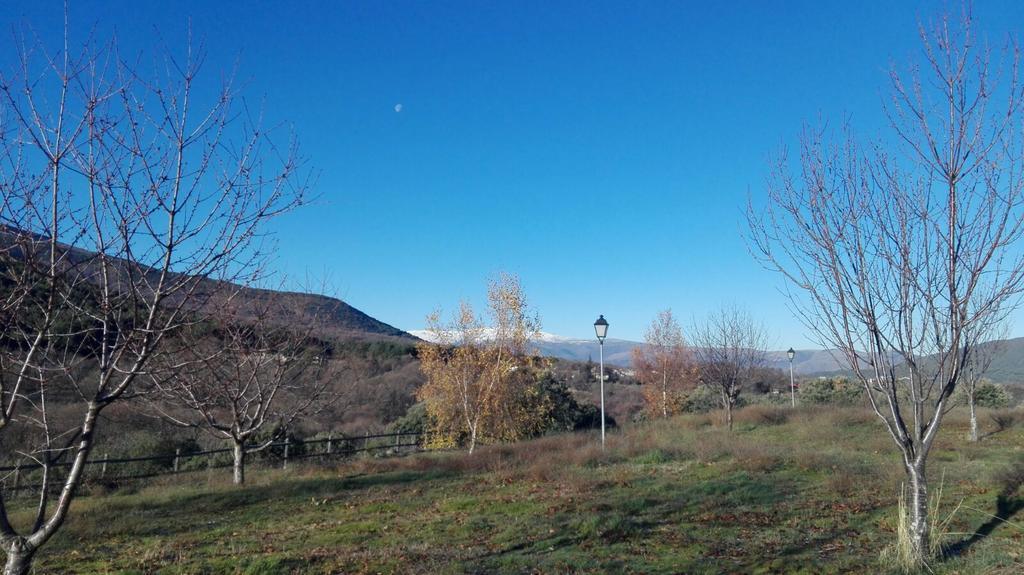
409, 329, 583, 344
408, 328, 865, 374
408, 329, 639, 365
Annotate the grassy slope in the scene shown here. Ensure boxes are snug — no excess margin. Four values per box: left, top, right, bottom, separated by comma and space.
16, 406, 1024, 574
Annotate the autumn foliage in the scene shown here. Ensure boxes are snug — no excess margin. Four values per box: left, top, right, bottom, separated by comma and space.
416, 274, 547, 453
631, 309, 697, 418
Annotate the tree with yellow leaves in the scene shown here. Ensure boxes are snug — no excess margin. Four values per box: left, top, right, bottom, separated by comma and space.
632, 309, 695, 418
416, 274, 541, 453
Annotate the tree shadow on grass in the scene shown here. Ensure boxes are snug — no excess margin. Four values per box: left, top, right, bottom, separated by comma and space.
466, 472, 834, 574
76, 468, 461, 539
182, 467, 456, 505
943, 493, 1024, 558
944, 461, 1024, 558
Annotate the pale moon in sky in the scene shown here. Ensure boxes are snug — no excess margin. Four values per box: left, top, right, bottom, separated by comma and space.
394, 104, 403, 113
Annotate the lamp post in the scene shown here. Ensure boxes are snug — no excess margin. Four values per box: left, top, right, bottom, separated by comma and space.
594, 315, 609, 449
787, 347, 796, 408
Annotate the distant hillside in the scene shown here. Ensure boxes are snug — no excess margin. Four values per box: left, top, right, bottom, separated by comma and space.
230, 287, 413, 342
407, 331, 643, 368
971, 337, 1024, 384
532, 338, 860, 375
763, 349, 863, 376
0, 227, 414, 343
411, 328, 1024, 384
777, 339, 1024, 385
532, 337, 638, 367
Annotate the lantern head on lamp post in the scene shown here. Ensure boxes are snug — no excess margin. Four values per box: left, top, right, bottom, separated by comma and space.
593, 315, 609, 448
594, 315, 608, 341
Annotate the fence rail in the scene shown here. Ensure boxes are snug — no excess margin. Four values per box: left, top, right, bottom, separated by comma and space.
0, 431, 422, 496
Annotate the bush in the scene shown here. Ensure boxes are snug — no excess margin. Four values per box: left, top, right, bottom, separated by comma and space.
95, 432, 201, 477
305, 430, 363, 457
518, 369, 615, 435
572, 403, 615, 431
974, 381, 1013, 409
681, 385, 723, 414
799, 377, 864, 405
990, 409, 1021, 432
250, 426, 308, 462
388, 402, 429, 435
533, 371, 597, 432
747, 392, 790, 406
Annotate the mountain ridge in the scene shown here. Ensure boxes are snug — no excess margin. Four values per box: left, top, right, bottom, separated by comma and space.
0, 226, 414, 344
411, 328, 1024, 383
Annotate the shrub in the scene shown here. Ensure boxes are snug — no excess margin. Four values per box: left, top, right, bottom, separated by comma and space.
94, 432, 201, 478
681, 385, 725, 414
533, 371, 608, 432
250, 426, 308, 462
973, 381, 1013, 409
990, 409, 1021, 432
572, 404, 615, 431
388, 402, 429, 435
799, 377, 864, 405
747, 392, 790, 406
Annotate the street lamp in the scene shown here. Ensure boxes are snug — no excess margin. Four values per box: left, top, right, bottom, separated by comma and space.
787, 347, 796, 408
594, 315, 609, 449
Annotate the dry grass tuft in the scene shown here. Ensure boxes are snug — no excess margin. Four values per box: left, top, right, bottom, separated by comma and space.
730, 442, 784, 473
990, 409, 1022, 433
734, 405, 790, 426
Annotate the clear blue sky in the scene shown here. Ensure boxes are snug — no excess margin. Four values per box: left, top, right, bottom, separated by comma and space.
4, 1, 1024, 347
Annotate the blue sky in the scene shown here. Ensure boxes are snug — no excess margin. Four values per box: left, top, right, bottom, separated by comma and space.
4, 1, 1024, 346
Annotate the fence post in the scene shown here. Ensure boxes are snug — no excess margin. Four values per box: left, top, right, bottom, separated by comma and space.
12, 466, 20, 498
173, 448, 181, 473
101, 454, 108, 478
364, 431, 369, 451
326, 434, 332, 456
283, 438, 290, 470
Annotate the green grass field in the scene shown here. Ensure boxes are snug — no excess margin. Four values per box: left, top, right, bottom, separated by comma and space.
13, 406, 1024, 574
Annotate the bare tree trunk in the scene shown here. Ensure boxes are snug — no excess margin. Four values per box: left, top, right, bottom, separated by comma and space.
906, 462, 931, 564
232, 440, 246, 485
744, 10, 1021, 571
661, 369, 668, 418
0, 20, 309, 571
2, 539, 35, 575
969, 393, 979, 442
724, 394, 734, 432
468, 423, 477, 455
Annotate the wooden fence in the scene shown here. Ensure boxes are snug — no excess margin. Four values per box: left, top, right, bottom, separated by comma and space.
0, 431, 421, 497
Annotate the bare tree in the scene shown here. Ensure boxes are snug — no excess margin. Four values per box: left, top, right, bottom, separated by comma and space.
747, 9, 1024, 567
690, 307, 768, 431
632, 309, 694, 418
146, 292, 333, 485
962, 322, 1007, 442
416, 273, 540, 454
0, 27, 307, 574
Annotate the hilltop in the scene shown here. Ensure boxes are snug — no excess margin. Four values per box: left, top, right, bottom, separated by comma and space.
0, 226, 415, 344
